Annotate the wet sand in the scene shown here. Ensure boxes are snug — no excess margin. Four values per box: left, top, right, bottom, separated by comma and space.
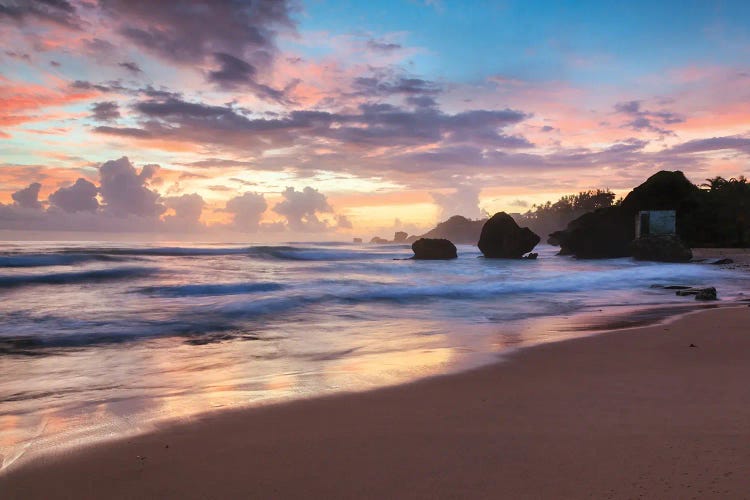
3, 306, 750, 499
693, 247, 750, 269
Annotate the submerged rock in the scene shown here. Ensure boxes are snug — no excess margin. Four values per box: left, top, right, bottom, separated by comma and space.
630, 235, 693, 262
711, 258, 734, 265
675, 287, 717, 301
478, 212, 540, 258
411, 238, 458, 260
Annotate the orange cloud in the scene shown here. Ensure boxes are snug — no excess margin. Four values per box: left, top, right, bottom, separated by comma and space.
0, 75, 98, 128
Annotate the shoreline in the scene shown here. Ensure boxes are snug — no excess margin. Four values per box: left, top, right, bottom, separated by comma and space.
0, 298, 724, 473
3, 305, 750, 498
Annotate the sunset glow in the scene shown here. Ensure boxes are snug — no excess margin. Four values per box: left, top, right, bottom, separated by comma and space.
1, 0, 749, 239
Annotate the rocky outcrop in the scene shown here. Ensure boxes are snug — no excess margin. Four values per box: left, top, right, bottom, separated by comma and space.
420, 215, 487, 244
550, 171, 701, 259
478, 212, 540, 258
411, 238, 458, 260
630, 235, 693, 262
370, 236, 389, 244
352, 237, 363, 244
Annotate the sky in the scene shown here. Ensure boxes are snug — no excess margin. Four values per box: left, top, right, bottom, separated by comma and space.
1, 0, 749, 240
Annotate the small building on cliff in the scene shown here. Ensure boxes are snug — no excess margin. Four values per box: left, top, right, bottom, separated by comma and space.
635, 210, 676, 238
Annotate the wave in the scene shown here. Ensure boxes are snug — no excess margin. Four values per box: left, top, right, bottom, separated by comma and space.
138, 282, 284, 297
58, 246, 251, 257
0, 244, 409, 263
0, 267, 159, 288
0, 257, 735, 352
246, 245, 406, 261
0, 253, 127, 268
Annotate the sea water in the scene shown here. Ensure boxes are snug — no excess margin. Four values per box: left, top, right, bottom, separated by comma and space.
0, 241, 747, 469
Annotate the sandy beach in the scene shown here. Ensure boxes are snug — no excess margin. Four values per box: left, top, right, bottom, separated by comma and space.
2, 306, 749, 499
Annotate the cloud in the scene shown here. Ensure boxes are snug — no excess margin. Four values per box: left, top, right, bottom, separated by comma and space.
48, 178, 99, 213
98, 157, 165, 217
351, 75, 442, 97
101, 0, 294, 63
206, 52, 288, 101
273, 186, 332, 231
185, 158, 256, 168
614, 100, 684, 135
96, 0, 295, 100
668, 135, 750, 154
0, 0, 80, 28
11, 182, 43, 210
91, 101, 120, 122
97, 95, 529, 157
163, 193, 205, 230
118, 61, 143, 74
225, 192, 267, 232
431, 184, 484, 220
335, 214, 353, 229
366, 39, 402, 53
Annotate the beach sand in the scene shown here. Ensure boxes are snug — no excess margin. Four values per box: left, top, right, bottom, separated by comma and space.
693, 247, 750, 269
2, 306, 750, 499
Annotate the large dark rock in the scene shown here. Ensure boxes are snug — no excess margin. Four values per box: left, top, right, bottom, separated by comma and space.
630, 235, 693, 262
411, 238, 457, 260
551, 171, 702, 258
478, 212, 540, 258
676, 287, 717, 300
420, 215, 487, 244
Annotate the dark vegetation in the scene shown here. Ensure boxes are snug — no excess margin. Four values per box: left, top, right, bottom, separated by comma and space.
515, 189, 616, 242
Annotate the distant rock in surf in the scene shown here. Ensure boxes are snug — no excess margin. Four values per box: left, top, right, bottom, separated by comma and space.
393, 231, 408, 243
411, 238, 458, 260
353, 237, 363, 244
370, 236, 389, 244
478, 212, 540, 258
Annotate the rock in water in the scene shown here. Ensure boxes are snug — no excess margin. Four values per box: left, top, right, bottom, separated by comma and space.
630, 235, 693, 262
711, 258, 734, 265
675, 287, 717, 300
695, 288, 717, 300
478, 212, 540, 258
411, 238, 458, 260
393, 231, 408, 243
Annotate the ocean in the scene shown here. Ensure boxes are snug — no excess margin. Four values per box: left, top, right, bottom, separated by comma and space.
0, 241, 747, 469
